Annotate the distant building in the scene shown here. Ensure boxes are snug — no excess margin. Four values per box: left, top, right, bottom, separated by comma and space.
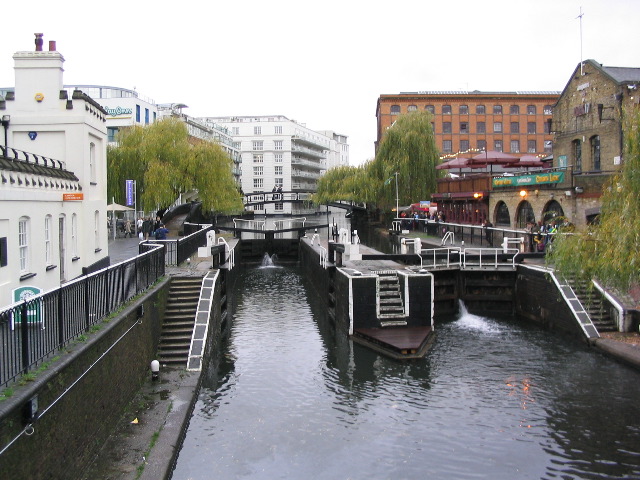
0, 34, 109, 307
201, 115, 348, 215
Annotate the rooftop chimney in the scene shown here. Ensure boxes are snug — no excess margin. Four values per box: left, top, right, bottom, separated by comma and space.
49, 41, 56, 52
35, 33, 44, 51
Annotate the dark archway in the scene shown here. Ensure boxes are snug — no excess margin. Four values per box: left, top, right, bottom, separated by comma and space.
516, 200, 535, 228
495, 201, 510, 226
542, 200, 564, 225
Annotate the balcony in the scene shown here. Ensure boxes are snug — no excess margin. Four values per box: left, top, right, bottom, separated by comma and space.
291, 144, 325, 159
291, 156, 323, 170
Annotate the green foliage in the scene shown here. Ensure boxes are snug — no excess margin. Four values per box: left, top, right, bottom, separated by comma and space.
313, 111, 439, 210
108, 118, 243, 213
548, 107, 640, 290
370, 111, 439, 209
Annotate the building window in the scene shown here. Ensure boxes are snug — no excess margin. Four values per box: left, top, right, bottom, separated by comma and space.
253, 166, 263, 176
543, 105, 553, 115
390, 105, 400, 115
443, 122, 452, 134
274, 202, 284, 211
232, 127, 240, 135
493, 122, 502, 133
253, 154, 263, 163
145, 108, 149, 124
477, 122, 486, 134
510, 140, 520, 153
493, 105, 502, 115
510, 105, 520, 115
477, 140, 487, 151
442, 140, 452, 153
135, 105, 140, 123
0, 237, 7, 267
459, 105, 469, 115
275, 166, 283, 175
516, 201, 536, 228
431, 123, 435, 133
275, 154, 283, 163
275, 178, 283, 187
254, 126, 262, 135
527, 105, 536, 115
544, 119, 552, 134
107, 127, 118, 143
442, 105, 452, 114
494, 140, 503, 152
460, 123, 469, 134
591, 135, 601, 171
274, 140, 283, 150
527, 122, 536, 134
252, 140, 263, 151
407, 105, 417, 112
425, 105, 435, 114
19, 217, 29, 273
253, 178, 264, 190
275, 126, 282, 134
460, 140, 470, 152
527, 140, 537, 153
476, 105, 486, 114
510, 122, 520, 134
45, 215, 52, 266
573, 139, 582, 172
89, 142, 96, 183
153, 112, 157, 122
71, 214, 78, 259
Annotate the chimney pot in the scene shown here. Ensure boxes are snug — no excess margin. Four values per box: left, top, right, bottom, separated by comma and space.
49, 41, 56, 51
35, 33, 44, 51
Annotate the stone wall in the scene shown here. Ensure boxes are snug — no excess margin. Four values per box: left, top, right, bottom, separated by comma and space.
0, 278, 171, 480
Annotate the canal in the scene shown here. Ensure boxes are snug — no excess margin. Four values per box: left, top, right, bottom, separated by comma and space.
171, 259, 640, 479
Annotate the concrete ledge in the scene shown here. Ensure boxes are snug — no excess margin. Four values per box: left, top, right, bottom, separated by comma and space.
591, 338, 640, 370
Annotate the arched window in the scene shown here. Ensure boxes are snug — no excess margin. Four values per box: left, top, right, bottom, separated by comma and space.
495, 202, 510, 226
19, 216, 30, 273
390, 105, 401, 115
407, 105, 417, 112
542, 200, 564, 225
590, 135, 601, 171
516, 201, 535, 228
425, 105, 435, 114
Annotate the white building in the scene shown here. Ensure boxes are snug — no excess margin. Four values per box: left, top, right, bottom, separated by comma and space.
201, 115, 348, 215
0, 34, 109, 307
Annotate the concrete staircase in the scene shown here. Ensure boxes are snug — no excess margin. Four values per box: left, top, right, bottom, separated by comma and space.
375, 271, 407, 327
570, 277, 617, 332
158, 277, 202, 366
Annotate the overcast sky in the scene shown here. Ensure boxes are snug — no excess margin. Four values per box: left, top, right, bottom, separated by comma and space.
2, 0, 639, 165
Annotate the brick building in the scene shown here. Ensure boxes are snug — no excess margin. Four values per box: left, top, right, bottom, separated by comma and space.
376, 91, 559, 225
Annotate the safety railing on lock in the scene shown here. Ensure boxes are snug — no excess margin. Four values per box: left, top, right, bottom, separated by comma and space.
420, 247, 463, 270
462, 248, 520, 269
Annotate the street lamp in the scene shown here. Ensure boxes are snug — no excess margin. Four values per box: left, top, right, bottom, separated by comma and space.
1, 115, 9, 148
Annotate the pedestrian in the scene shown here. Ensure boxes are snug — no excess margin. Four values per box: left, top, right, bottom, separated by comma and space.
272, 185, 277, 201
277, 185, 283, 200
154, 223, 169, 240
124, 219, 132, 238
154, 215, 161, 233
142, 217, 152, 240
136, 216, 143, 234
483, 219, 493, 247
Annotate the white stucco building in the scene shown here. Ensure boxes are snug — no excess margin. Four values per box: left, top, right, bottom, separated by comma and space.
0, 34, 109, 307
200, 115, 349, 214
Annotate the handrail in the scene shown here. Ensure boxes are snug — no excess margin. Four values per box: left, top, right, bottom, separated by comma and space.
217, 237, 234, 270
233, 218, 266, 230
462, 248, 520, 269
420, 247, 462, 269
319, 244, 327, 269
441, 231, 455, 246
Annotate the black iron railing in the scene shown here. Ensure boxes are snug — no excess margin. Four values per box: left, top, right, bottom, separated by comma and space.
0, 244, 165, 388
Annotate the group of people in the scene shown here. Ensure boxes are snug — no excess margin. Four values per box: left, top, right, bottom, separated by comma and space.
399, 210, 446, 232
524, 221, 561, 252
271, 185, 283, 200
111, 215, 169, 241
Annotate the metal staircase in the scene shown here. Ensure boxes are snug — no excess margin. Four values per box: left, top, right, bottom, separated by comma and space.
158, 276, 202, 366
375, 271, 407, 327
569, 277, 617, 332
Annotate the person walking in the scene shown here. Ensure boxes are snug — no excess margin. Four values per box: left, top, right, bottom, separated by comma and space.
154, 223, 169, 240
124, 219, 132, 238
483, 219, 493, 247
142, 217, 152, 241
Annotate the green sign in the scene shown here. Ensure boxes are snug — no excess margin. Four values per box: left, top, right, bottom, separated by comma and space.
12, 286, 43, 327
492, 171, 565, 188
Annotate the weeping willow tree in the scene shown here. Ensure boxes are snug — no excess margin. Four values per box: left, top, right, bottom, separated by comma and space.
107, 117, 243, 213
370, 110, 439, 210
548, 107, 640, 290
313, 163, 377, 205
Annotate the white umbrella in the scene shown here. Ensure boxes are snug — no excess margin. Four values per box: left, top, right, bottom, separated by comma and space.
107, 202, 134, 239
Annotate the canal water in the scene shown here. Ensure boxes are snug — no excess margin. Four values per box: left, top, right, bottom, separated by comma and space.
171, 261, 640, 480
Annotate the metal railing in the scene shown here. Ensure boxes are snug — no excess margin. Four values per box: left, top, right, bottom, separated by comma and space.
463, 248, 520, 269
142, 225, 212, 266
0, 244, 165, 388
420, 247, 462, 270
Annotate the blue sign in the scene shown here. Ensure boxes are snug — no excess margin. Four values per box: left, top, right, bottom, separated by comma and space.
125, 180, 134, 206
28, 132, 37, 140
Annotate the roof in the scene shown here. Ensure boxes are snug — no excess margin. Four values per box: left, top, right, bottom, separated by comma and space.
600, 65, 640, 84
0, 146, 80, 184
396, 90, 560, 96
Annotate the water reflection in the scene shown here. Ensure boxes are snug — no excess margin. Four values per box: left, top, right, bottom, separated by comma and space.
172, 263, 640, 480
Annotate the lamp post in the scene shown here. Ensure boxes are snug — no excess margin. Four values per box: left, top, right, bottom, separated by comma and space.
394, 172, 399, 218
1, 115, 9, 148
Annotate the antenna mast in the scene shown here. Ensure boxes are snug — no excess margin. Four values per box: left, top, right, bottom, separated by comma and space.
577, 7, 584, 75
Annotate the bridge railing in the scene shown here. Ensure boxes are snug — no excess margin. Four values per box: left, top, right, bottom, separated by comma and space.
0, 244, 165, 388
141, 224, 212, 266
